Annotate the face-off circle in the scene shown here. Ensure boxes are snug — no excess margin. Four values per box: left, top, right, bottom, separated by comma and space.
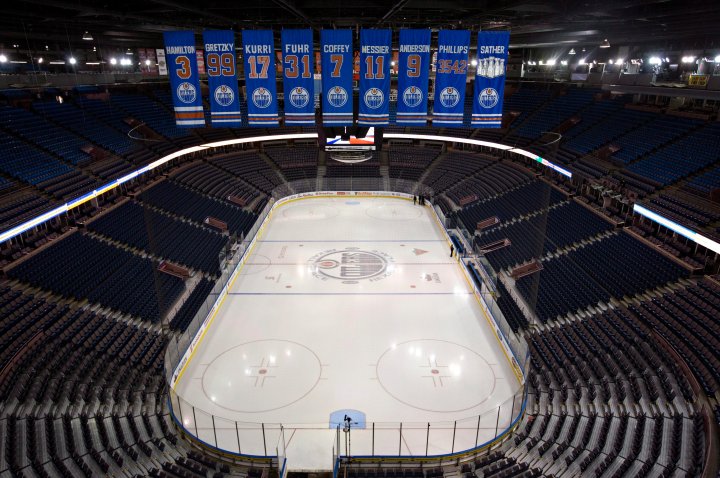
376, 339, 497, 412
202, 339, 322, 413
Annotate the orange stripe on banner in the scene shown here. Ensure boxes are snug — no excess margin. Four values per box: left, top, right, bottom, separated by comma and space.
175, 112, 205, 119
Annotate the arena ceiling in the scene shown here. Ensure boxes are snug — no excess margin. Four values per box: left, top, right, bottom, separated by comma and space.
0, 0, 717, 53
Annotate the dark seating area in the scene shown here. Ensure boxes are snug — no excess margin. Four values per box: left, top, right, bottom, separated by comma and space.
169, 277, 216, 332
87, 200, 228, 275
476, 200, 613, 272
171, 161, 262, 206
138, 180, 255, 237
423, 151, 496, 194
212, 151, 283, 193
457, 180, 567, 233
445, 161, 533, 206
264, 144, 319, 181
388, 144, 442, 181
7, 232, 185, 322
516, 232, 690, 322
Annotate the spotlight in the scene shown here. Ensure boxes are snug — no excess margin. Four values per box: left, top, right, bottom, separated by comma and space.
648, 57, 662, 65
68, 57, 77, 65
110, 58, 117, 65
560, 60, 568, 66
616, 58, 624, 64
546, 59, 556, 66
390, 60, 396, 66
471, 59, 477, 66
715, 55, 720, 63
568, 48, 576, 55
125, 48, 133, 55
0, 54, 7, 63
578, 58, 586, 65
37, 57, 43, 64
599, 39, 610, 48
144, 59, 151, 66
608, 59, 614, 64
82, 31, 93, 41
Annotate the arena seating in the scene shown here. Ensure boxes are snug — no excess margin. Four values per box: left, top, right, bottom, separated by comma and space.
516, 232, 690, 322
264, 144, 318, 181
87, 200, 228, 275
626, 121, 720, 185
445, 161, 533, 205
609, 116, 700, 165
108, 93, 187, 138
212, 151, 283, 193
687, 165, 720, 196
476, 200, 613, 272
423, 151, 497, 194
169, 278, 216, 332
0, 105, 92, 166
171, 161, 262, 207
7, 232, 184, 322
457, 180, 567, 232
564, 108, 656, 155
513, 87, 598, 139
138, 180, 255, 237
0, 130, 74, 185
388, 144, 442, 181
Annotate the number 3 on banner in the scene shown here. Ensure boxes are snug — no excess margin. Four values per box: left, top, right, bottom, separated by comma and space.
175, 56, 191, 79
206, 53, 235, 77
248, 55, 270, 79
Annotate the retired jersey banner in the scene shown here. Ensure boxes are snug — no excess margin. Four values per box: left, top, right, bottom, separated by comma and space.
320, 29, 353, 125
242, 30, 279, 126
396, 29, 430, 125
281, 29, 315, 125
203, 30, 242, 127
163, 31, 205, 127
432, 30, 470, 127
472, 31, 509, 127
358, 29, 391, 126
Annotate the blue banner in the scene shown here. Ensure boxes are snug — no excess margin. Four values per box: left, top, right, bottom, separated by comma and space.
472, 31, 509, 128
163, 31, 205, 127
432, 30, 470, 127
242, 30, 279, 126
202, 30, 242, 127
358, 29, 391, 126
281, 29, 315, 125
320, 29, 353, 126
396, 29, 430, 125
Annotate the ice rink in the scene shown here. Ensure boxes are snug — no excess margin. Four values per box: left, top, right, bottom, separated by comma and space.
173, 196, 521, 470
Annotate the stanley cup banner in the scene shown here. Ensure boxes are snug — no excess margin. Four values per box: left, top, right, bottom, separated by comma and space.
396, 29, 431, 125
281, 29, 315, 125
320, 29, 353, 126
203, 30, 242, 127
242, 29, 280, 126
472, 31, 510, 128
163, 31, 205, 127
432, 29, 470, 127
358, 29, 391, 126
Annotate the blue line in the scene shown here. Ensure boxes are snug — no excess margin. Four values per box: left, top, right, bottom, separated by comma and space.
227, 292, 472, 296
258, 240, 446, 243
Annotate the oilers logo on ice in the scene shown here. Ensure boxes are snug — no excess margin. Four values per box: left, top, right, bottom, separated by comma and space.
364, 88, 384, 109
252, 87, 273, 108
402, 86, 423, 108
309, 248, 394, 283
439, 87, 460, 108
177, 82, 197, 104
289, 87, 310, 108
478, 87, 499, 109
327, 86, 348, 108
214, 85, 235, 107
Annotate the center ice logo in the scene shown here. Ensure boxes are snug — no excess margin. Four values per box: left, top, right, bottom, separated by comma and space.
309, 248, 393, 283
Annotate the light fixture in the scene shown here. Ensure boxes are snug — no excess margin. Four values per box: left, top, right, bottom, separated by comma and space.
110, 58, 117, 65
37, 57, 43, 64
568, 48, 576, 55
578, 58, 586, 65
681, 56, 696, 64
715, 55, 720, 63
144, 59, 151, 66
616, 58, 624, 64
546, 59, 556, 66
45, 45, 49, 51
608, 59, 614, 64
649, 56, 662, 65
0, 54, 7, 63
599, 39, 610, 48
560, 60, 568, 66
68, 57, 77, 65
390, 60, 396, 66
470, 59, 477, 66
539, 60, 544, 65
582, 48, 586, 52
82, 31, 93, 41
125, 48, 133, 55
